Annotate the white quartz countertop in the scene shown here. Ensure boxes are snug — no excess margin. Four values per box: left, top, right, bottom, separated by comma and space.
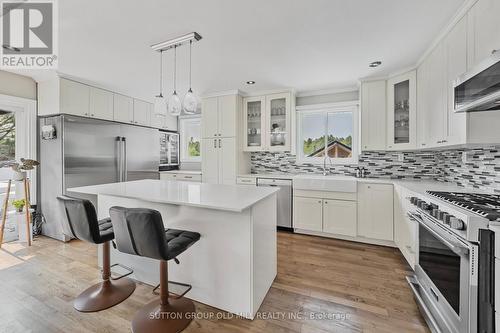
68, 179, 279, 212
238, 173, 485, 194
160, 170, 202, 175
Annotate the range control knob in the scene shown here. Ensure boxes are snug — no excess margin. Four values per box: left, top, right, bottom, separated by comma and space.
449, 217, 465, 230
443, 213, 452, 225
430, 203, 439, 210
410, 197, 418, 205
437, 210, 446, 220
431, 208, 440, 218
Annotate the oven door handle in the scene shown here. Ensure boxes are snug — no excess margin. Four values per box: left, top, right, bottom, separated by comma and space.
407, 212, 469, 256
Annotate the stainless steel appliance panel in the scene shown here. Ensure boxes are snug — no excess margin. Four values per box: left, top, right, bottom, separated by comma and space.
64, 116, 121, 188
120, 124, 160, 180
454, 51, 500, 113
257, 178, 292, 228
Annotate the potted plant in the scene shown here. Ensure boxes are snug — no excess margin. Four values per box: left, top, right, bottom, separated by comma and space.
12, 199, 26, 212
2, 158, 40, 181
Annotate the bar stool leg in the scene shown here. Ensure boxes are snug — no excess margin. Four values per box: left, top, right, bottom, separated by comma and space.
131, 260, 195, 333
74, 241, 136, 312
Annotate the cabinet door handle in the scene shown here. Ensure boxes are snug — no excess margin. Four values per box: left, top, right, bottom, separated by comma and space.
218, 139, 221, 148
91, 113, 95, 117
318, 200, 322, 204
442, 140, 447, 143
324, 201, 328, 204
213, 139, 216, 148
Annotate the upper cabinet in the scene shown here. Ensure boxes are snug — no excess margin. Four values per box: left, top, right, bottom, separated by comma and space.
467, 0, 500, 68
243, 91, 293, 152
416, 10, 500, 149
202, 94, 238, 138
360, 80, 386, 151
386, 71, 417, 150
38, 77, 166, 129
89, 87, 114, 120
59, 78, 90, 117
113, 94, 134, 124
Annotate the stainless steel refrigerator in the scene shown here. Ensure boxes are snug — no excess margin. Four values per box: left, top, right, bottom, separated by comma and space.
39, 115, 160, 241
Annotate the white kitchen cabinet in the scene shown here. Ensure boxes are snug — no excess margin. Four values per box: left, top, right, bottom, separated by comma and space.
113, 94, 134, 124
89, 87, 113, 120
201, 138, 219, 184
201, 93, 250, 185
243, 96, 266, 151
293, 196, 323, 232
358, 183, 394, 241
151, 113, 178, 131
202, 137, 240, 185
202, 95, 238, 138
160, 172, 201, 182
360, 80, 386, 151
445, 16, 468, 146
266, 93, 291, 152
133, 99, 151, 126
386, 71, 417, 151
323, 199, 357, 237
394, 185, 416, 268
60, 78, 90, 117
467, 0, 500, 68
243, 91, 293, 152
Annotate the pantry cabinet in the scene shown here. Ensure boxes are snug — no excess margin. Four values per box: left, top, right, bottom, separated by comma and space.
386, 71, 417, 151
360, 80, 386, 151
201, 93, 250, 184
357, 183, 394, 241
243, 91, 293, 152
202, 95, 238, 138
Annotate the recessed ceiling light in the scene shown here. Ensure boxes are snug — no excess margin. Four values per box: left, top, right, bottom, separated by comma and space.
246, 81, 255, 85
369, 61, 382, 68
2, 44, 20, 52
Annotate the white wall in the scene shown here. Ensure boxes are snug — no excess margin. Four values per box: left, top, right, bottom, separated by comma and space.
0, 70, 36, 100
296, 90, 359, 106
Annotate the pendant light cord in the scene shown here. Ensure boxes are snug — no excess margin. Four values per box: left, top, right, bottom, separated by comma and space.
173, 45, 177, 94
159, 50, 163, 97
189, 40, 192, 91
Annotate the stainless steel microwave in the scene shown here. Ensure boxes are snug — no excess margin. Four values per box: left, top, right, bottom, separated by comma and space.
453, 50, 500, 113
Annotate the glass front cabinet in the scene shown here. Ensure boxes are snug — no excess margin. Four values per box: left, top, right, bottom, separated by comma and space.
386, 71, 417, 150
243, 92, 291, 152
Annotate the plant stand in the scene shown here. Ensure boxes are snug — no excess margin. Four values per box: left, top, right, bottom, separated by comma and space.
0, 178, 32, 248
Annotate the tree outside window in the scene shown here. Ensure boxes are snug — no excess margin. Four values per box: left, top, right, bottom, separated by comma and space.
0, 111, 15, 162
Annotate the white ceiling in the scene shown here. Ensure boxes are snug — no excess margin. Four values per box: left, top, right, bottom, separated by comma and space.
35, 0, 465, 101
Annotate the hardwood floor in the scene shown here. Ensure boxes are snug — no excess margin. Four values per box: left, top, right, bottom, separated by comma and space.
0, 232, 429, 333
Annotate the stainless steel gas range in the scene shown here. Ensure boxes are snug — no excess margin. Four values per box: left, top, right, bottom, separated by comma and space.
406, 191, 497, 333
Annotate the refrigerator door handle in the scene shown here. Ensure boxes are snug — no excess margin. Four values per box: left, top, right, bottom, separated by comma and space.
116, 136, 122, 182
122, 137, 127, 182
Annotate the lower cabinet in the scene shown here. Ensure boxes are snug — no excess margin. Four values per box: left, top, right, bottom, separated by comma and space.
293, 192, 357, 237
394, 185, 417, 268
323, 199, 357, 237
293, 197, 323, 232
357, 183, 394, 241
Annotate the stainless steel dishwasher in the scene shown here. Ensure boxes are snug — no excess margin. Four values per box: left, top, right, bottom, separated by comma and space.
257, 178, 293, 230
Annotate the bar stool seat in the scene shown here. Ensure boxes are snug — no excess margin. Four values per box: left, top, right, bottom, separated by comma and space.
57, 196, 136, 312
109, 207, 200, 333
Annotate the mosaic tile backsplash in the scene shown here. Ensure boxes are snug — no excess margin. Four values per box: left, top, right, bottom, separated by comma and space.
251, 146, 500, 193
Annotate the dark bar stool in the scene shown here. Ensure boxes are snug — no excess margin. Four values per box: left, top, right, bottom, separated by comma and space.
109, 207, 200, 333
57, 196, 136, 312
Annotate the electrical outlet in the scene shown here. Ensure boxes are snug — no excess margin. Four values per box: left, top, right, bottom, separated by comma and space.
397, 153, 404, 162
462, 151, 467, 163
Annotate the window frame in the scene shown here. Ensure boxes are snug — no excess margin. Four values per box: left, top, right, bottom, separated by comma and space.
296, 101, 359, 165
179, 116, 202, 163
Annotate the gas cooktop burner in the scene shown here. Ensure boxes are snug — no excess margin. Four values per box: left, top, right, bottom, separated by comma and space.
426, 191, 500, 222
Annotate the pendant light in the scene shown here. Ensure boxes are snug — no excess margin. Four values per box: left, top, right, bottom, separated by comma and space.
168, 45, 182, 116
153, 50, 167, 116
182, 40, 197, 114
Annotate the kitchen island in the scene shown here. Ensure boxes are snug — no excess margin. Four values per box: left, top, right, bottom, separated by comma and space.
68, 179, 278, 319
